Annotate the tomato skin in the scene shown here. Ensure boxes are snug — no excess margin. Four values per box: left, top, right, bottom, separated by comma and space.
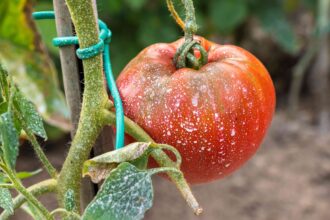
116, 36, 275, 184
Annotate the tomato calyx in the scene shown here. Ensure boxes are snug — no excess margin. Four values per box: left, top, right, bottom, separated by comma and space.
173, 38, 208, 70
166, 0, 209, 70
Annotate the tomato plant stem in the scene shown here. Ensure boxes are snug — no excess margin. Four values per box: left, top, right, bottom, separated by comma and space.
182, 0, 198, 41
25, 128, 58, 179
166, 0, 208, 70
50, 208, 81, 219
57, 0, 110, 212
0, 179, 57, 219
11, 106, 58, 179
0, 183, 14, 189
0, 164, 54, 219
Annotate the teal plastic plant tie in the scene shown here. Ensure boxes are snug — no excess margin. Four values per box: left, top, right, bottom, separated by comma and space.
76, 40, 104, 59
32, 11, 125, 149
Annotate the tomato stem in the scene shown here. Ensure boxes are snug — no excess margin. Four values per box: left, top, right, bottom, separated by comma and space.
166, 0, 208, 70
0, 164, 54, 219
57, 0, 110, 212
0, 179, 57, 219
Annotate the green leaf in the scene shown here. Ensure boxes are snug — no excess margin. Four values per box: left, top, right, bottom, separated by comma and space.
0, 112, 19, 168
64, 189, 76, 212
0, 64, 9, 100
15, 169, 42, 180
124, 0, 147, 11
0, 0, 9, 24
254, 2, 299, 54
0, 102, 8, 114
0, 40, 71, 131
0, 0, 34, 49
83, 142, 151, 183
209, 0, 248, 33
0, 169, 42, 183
14, 91, 47, 139
82, 162, 153, 220
0, 188, 13, 215
0, 0, 70, 130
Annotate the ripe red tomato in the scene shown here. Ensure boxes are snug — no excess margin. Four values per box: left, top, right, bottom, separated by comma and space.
116, 36, 275, 184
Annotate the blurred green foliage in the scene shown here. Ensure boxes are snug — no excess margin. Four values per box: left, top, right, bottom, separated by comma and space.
33, 0, 316, 76
0, 0, 70, 132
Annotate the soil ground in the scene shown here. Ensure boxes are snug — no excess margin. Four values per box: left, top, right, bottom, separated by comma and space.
9, 110, 330, 220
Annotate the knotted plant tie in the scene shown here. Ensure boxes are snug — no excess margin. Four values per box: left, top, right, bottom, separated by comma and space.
32, 11, 125, 150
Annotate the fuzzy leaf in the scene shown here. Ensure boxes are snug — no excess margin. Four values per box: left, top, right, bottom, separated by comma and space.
82, 162, 153, 220
0, 188, 13, 215
0, 65, 9, 100
83, 142, 151, 183
14, 91, 47, 139
0, 112, 19, 168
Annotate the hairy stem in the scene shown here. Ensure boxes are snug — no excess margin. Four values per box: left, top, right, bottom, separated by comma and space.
0, 164, 54, 219
25, 129, 58, 179
11, 105, 58, 178
0, 183, 14, 189
0, 179, 57, 220
50, 208, 81, 220
57, 0, 109, 211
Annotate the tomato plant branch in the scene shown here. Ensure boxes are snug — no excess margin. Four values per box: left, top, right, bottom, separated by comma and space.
0, 183, 14, 189
168, 0, 208, 69
148, 167, 182, 176
0, 179, 57, 220
50, 208, 81, 220
11, 107, 58, 179
25, 128, 58, 179
57, 0, 110, 212
102, 110, 203, 215
182, 0, 198, 41
0, 164, 53, 219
